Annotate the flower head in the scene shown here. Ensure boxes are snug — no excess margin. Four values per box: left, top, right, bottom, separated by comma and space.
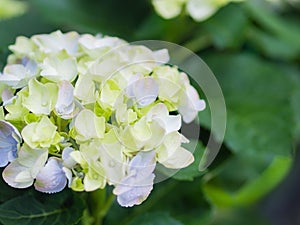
0, 31, 205, 208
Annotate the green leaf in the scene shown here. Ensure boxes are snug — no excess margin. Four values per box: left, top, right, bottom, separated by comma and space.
0, 10, 54, 50
247, 26, 300, 60
0, 169, 27, 204
244, 0, 300, 60
208, 207, 270, 225
201, 53, 297, 157
135, 13, 197, 43
28, 0, 151, 38
202, 3, 249, 49
198, 52, 298, 208
0, 190, 85, 225
203, 155, 292, 207
128, 212, 183, 225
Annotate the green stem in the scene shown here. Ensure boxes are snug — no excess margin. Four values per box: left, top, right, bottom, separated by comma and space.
183, 34, 212, 53
88, 189, 116, 225
56, 116, 62, 132
98, 193, 116, 220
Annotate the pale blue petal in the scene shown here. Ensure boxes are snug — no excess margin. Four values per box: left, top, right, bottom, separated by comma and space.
116, 174, 155, 207
0, 121, 21, 167
113, 151, 156, 207
1, 88, 15, 106
7, 149, 17, 162
55, 81, 75, 117
133, 77, 159, 107
0, 151, 9, 167
22, 57, 38, 75
34, 158, 67, 193
128, 151, 156, 180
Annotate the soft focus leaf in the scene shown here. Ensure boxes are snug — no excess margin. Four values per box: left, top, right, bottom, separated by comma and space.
29, 0, 150, 38
0, 0, 27, 20
247, 26, 300, 60
203, 155, 292, 207
0, 190, 85, 225
208, 207, 270, 225
201, 53, 298, 157
128, 212, 183, 225
0, 11, 54, 50
245, 0, 300, 60
0, 169, 27, 204
202, 3, 249, 49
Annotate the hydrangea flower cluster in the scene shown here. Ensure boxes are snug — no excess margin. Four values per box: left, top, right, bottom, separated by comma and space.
152, 0, 244, 22
0, 31, 205, 207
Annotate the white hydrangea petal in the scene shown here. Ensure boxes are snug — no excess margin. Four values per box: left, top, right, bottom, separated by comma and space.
0, 62, 37, 89
16, 145, 48, 178
74, 75, 96, 104
131, 117, 152, 142
62, 167, 73, 188
62, 147, 77, 168
34, 158, 67, 193
152, 49, 170, 64
156, 131, 183, 163
178, 77, 206, 123
22, 78, 58, 115
152, 0, 186, 19
156, 114, 181, 133
9, 36, 35, 56
2, 160, 34, 188
160, 146, 194, 169
186, 0, 219, 22
115, 103, 137, 125
74, 109, 105, 141
99, 80, 121, 109
186, 85, 206, 109
41, 56, 78, 82
89, 54, 125, 82
98, 143, 126, 185
32, 30, 79, 55
147, 103, 169, 118
21, 116, 59, 149
147, 103, 182, 133
142, 120, 166, 150
2, 145, 46, 189
79, 34, 126, 58
83, 161, 106, 191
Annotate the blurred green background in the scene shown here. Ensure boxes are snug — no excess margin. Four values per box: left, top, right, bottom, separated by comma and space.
0, 0, 300, 224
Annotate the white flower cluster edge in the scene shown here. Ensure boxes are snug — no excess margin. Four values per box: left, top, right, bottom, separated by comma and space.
152, 0, 244, 22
